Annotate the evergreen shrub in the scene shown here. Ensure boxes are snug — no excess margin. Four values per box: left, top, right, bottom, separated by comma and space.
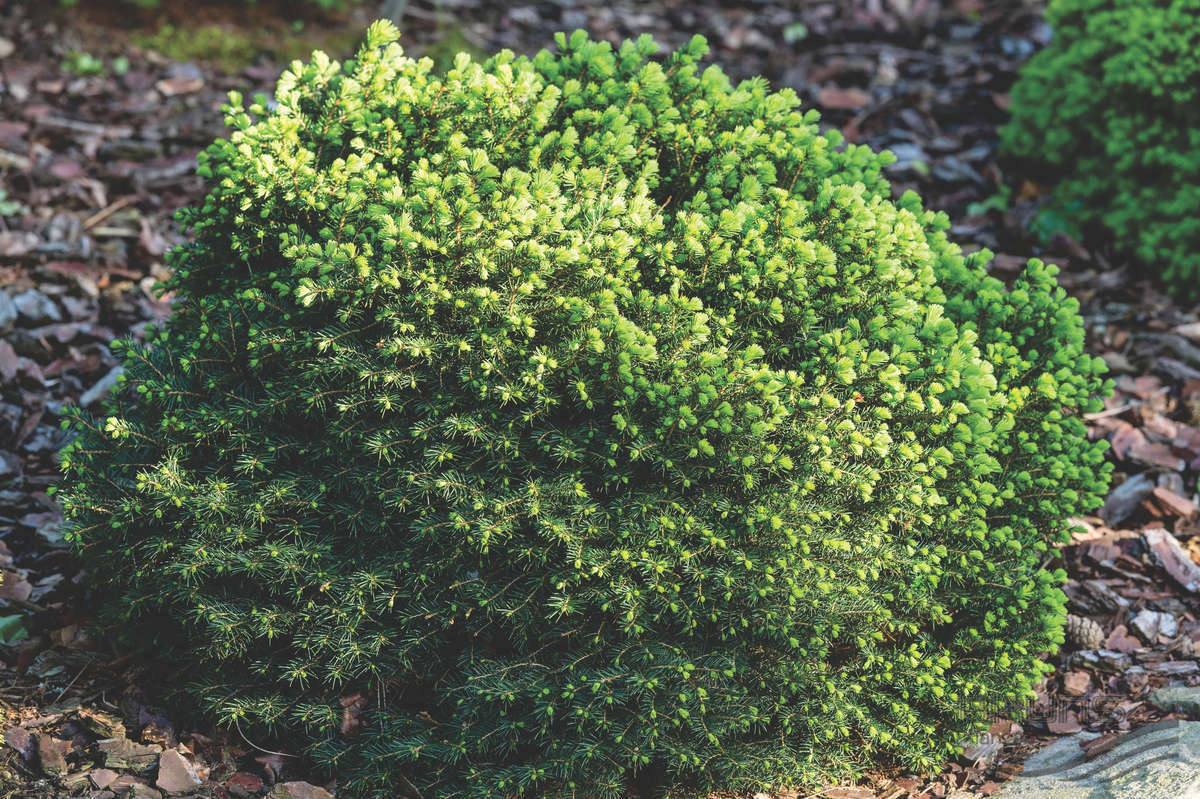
60, 22, 1112, 798
1002, 0, 1200, 292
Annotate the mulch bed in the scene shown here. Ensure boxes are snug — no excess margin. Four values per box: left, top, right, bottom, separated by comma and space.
0, 1, 1197, 797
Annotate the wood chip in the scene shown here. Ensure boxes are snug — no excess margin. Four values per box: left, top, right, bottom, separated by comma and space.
1047, 710, 1083, 734
1151, 485, 1198, 517
818, 789, 876, 799
1081, 732, 1121, 760
1143, 528, 1200, 592
1062, 671, 1091, 696
1101, 473, 1154, 525
818, 86, 872, 109
1106, 624, 1142, 653
1128, 440, 1186, 471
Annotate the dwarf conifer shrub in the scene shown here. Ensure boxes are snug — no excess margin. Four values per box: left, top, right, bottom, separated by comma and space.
60, 22, 1111, 798
1002, 0, 1200, 292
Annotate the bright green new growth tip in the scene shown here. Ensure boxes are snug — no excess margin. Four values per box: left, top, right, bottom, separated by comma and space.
60, 21, 1111, 798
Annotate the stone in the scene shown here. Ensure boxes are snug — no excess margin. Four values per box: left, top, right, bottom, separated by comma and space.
1131, 609, 1178, 642
98, 735, 161, 772
270, 781, 336, 799
155, 748, 202, 794
1150, 685, 1200, 718
994, 721, 1200, 799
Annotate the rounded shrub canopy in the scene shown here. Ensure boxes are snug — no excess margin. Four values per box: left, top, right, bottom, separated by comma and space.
1002, 0, 1200, 293
62, 22, 1111, 799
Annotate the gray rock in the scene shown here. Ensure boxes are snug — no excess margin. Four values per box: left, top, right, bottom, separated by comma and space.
994, 721, 1200, 799
1150, 685, 1200, 718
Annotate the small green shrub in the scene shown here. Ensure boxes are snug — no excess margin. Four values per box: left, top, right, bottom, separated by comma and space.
61, 22, 1111, 798
1002, 0, 1200, 292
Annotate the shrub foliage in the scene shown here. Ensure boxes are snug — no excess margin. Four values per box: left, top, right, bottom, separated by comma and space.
61, 22, 1111, 798
1002, 0, 1200, 292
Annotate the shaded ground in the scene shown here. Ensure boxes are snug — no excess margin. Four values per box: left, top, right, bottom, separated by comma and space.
0, 0, 1198, 797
